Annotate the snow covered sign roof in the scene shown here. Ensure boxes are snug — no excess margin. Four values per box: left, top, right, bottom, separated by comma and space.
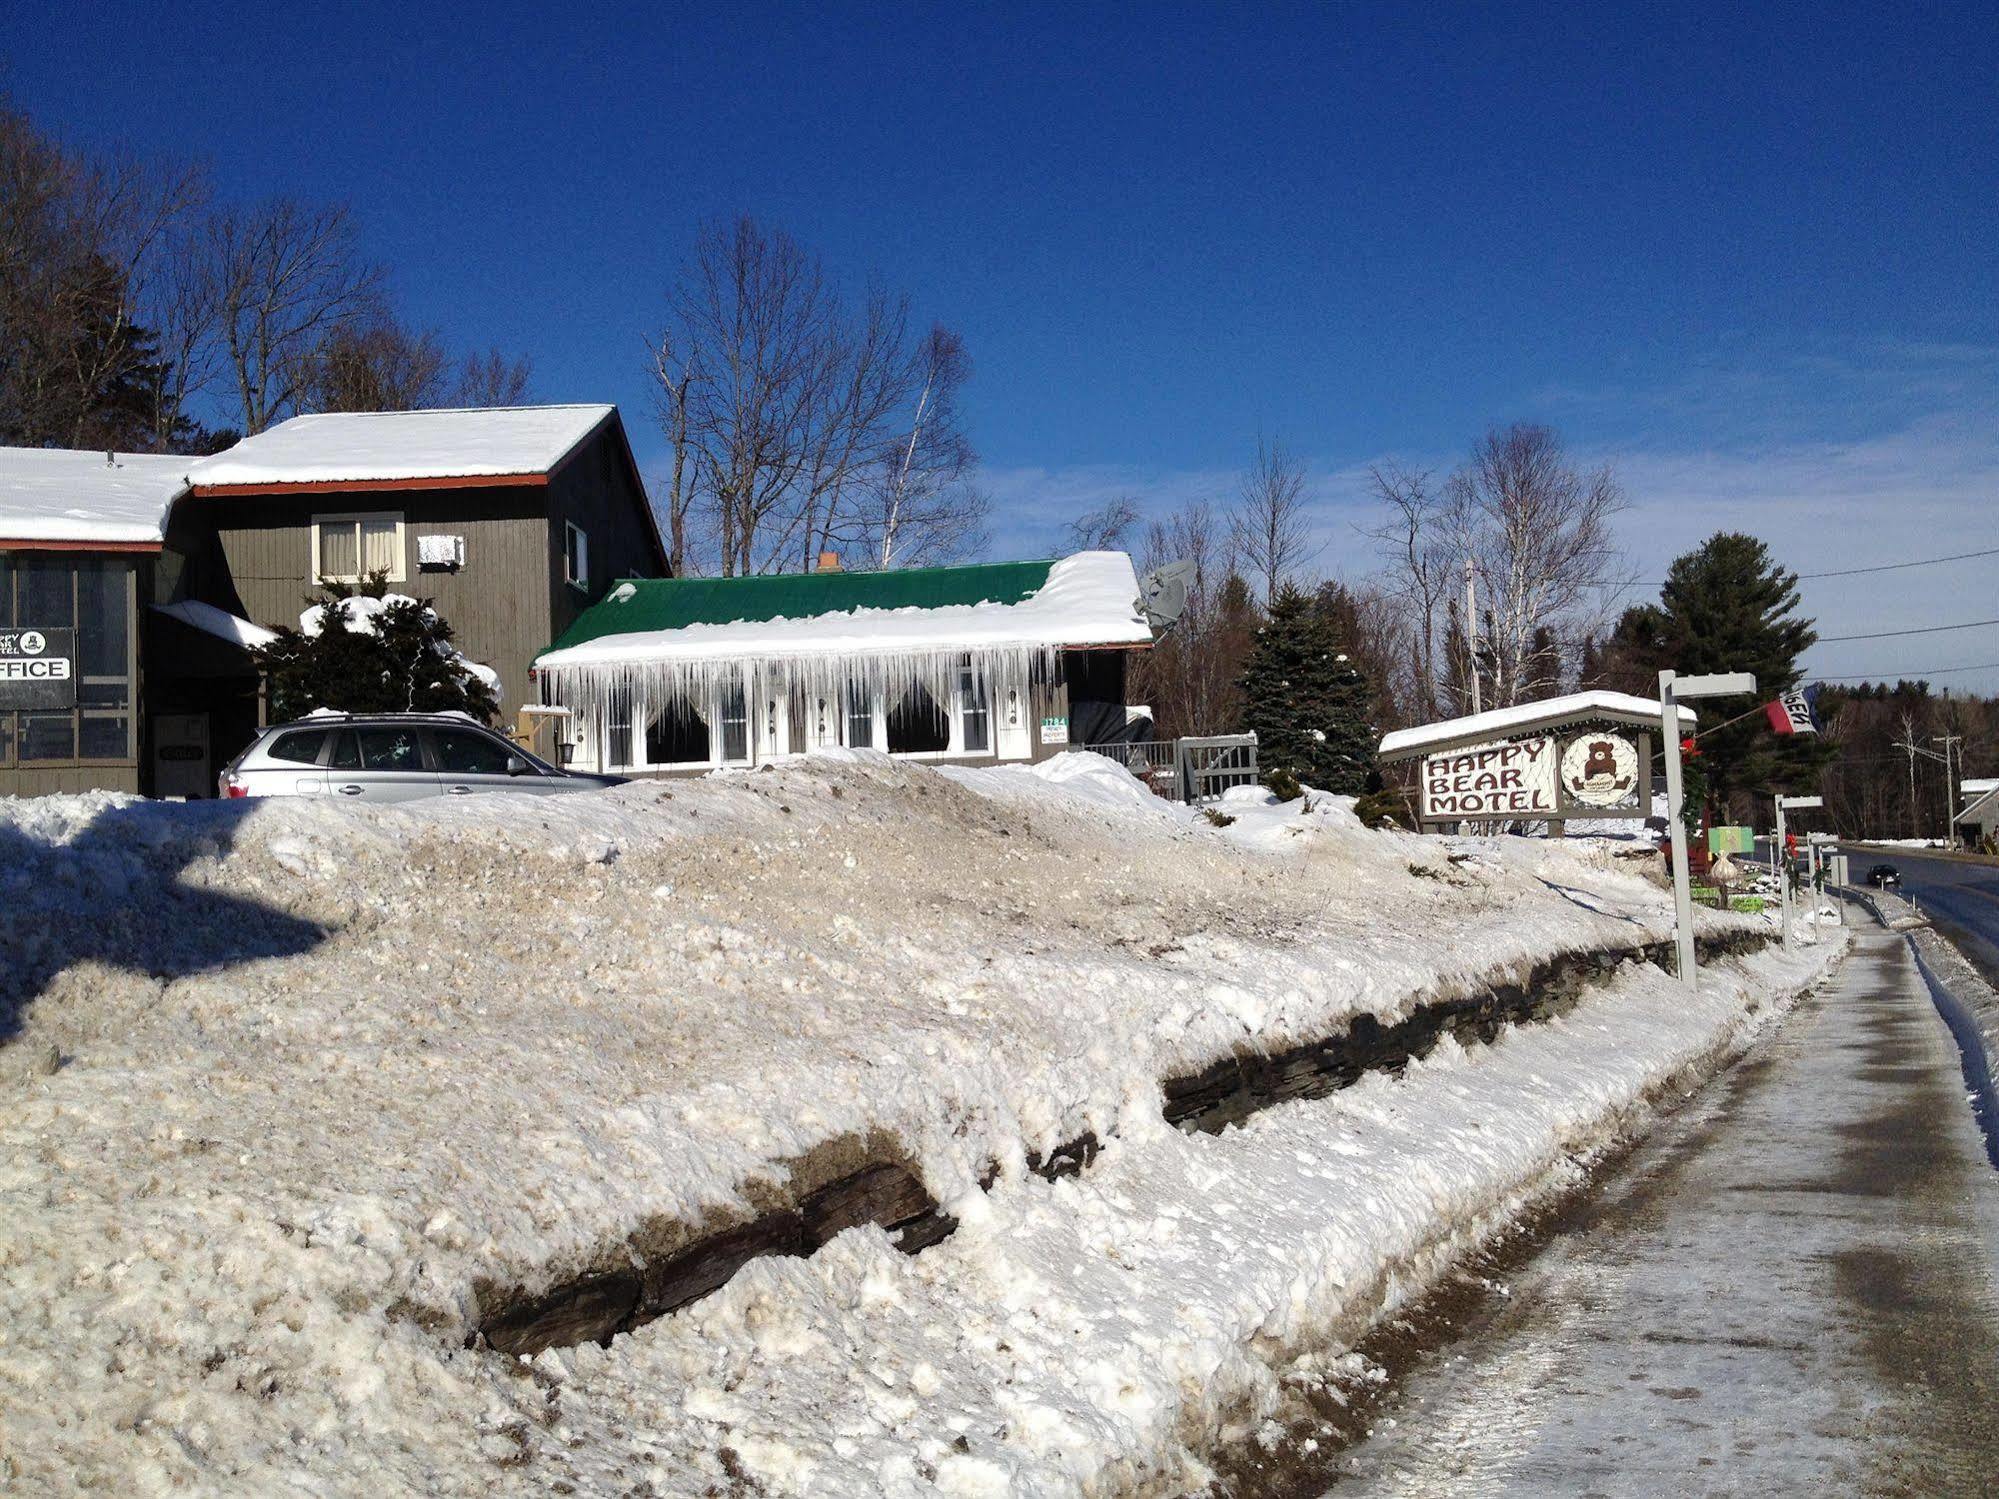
0, 447, 191, 548
188, 405, 618, 492
535, 551, 1151, 718
1379, 690, 1697, 762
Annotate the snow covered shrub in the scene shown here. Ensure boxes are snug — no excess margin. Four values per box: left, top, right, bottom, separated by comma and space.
1265, 766, 1303, 802
251, 571, 500, 723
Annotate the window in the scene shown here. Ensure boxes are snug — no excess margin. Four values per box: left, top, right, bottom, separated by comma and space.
718, 682, 749, 763
565, 522, 589, 590
356, 727, 423, 771
644, 698, 711, 765
2, 556, 134, 766
605, 687, 635, 770
845, 683, 873, 749
329, 730, 362, 770
433, 728, 514, 775
959, 661, 990, 755
268, 729, 330, 765
886, 684, 950, 754
314, 513, 404, 583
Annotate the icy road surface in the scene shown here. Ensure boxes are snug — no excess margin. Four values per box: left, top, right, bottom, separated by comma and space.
1321, 927, 1999, 1497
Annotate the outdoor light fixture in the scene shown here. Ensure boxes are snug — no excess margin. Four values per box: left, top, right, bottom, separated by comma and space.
1659, 669, 1757, 993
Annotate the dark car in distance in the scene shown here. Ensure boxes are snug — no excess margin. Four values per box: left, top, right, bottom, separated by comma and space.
1866, 863, 1902, 888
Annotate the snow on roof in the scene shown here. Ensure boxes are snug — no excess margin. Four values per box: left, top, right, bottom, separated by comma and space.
1380, 689, 1697, 760
151, 600, 279, 650
1957, 784, 1999, 824
0, 447, 190, 545
1960, 776, 1998, 801
537, 551, 1151, 670
188, 405, 615, 489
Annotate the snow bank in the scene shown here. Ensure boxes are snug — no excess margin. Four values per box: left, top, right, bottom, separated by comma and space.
0, 753, 1775, 1494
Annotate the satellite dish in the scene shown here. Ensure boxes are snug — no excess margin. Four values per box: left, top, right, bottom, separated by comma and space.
1138, 559, 1196, 633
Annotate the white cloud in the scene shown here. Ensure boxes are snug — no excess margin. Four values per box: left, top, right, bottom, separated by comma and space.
986, 384, 1999, 691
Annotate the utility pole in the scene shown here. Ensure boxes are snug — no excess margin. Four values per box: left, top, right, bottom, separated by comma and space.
1465, 556, 1482, 715
1660, 669, 1757, 993
1935, 731, 1963, 847
1892, 727, 1956, 846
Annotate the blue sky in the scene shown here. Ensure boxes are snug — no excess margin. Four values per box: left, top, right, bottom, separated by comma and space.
5, 2, 1995, 685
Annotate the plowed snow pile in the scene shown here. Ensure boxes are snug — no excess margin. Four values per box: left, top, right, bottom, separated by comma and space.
0, 752, 1836, 1496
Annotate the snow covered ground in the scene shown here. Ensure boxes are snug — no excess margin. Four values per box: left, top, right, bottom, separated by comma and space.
0, 752, 1824, 1496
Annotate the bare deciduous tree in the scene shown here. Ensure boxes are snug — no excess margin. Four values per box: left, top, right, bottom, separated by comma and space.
1367, 423, 1629, 719
1362, 463, 1451, 718
648, 216, 982, 576
210, 197, 382, 433
1447, 423, 1627, 709
1063, 496, 1142, 553
454, 348, 532, 408
1230, 434, 1318, 605
1132, 500, 1255, 735
0, 108, 211, 450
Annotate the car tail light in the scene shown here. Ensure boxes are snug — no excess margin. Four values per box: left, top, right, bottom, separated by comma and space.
220, 771, 249, 799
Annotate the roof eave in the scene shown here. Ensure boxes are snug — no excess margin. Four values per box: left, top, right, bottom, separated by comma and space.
190, 472, 549, 497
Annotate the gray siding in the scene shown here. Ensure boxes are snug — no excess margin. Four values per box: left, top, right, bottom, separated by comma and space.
180, 486, 555, 713
545, 413, 669, 646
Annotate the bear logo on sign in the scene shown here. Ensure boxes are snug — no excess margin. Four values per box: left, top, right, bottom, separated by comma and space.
1561, 733, 1639, 809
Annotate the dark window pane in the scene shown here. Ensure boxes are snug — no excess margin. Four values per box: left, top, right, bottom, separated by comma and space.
886, 685, 949, 754
0, 558, 13, 626
329, 730, 361, 769
644, 699, 709, 765
960, 668, 989, 754
22, 712, 74, 760
845, 684, 872, 748
269, 729, 329, 765
77, 561, 127, 679
19, 560, 74, 630
433, 728, 512, 775
605, 687, 634, 768
718, 683, 748, 762
0, 709, 13, 764
80, 713, 128, 760
357, 728, 423, 771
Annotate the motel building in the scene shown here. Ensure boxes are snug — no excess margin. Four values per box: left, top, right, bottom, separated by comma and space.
532, 551, 1157, 774
0, 406, 666, 799
0, 408, 1158, 797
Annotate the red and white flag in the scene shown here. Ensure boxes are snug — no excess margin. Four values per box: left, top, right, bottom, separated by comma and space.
1765, 684, 1820, 736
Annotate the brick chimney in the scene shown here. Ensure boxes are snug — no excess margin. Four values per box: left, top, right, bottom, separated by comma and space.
817, 550, 843, 572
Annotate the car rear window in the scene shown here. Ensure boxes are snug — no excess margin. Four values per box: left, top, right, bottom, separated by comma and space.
432, 728, 514, 775
267, 728, 328, 765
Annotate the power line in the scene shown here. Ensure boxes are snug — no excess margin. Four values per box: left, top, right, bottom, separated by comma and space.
1816, 617, 1999, 643
1799, 545, 1999, 579
1812, 661, 1999, 682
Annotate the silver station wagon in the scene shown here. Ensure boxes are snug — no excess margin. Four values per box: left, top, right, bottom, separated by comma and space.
218, 713, 623, 802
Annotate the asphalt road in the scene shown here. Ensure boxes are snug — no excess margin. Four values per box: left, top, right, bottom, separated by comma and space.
1841, 845, 1999, 987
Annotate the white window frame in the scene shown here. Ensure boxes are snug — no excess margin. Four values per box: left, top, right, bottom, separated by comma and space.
312, 511, 406, 584
564, 521, 590, 591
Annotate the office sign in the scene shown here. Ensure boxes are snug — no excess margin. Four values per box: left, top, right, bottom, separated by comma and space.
1421, 737, 1557, 819
0, 626, 76, 710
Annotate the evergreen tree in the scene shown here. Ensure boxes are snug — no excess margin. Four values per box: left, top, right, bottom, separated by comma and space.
252, 574, 499, 724
1238, 583, 1377, 795
1656, 532, 1828, 808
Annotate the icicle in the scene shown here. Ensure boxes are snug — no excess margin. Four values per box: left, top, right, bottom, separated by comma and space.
536, 643, 1059, 739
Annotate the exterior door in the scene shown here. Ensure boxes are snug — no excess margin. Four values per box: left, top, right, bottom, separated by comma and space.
151, 713, 211, 798
995, 682, 1031, 760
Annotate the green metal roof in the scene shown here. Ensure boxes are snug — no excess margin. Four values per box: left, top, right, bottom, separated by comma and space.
549, 558, 1058, 651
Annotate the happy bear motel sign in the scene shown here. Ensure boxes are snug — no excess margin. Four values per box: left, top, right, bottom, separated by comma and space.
1419, 731, 1645, 822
